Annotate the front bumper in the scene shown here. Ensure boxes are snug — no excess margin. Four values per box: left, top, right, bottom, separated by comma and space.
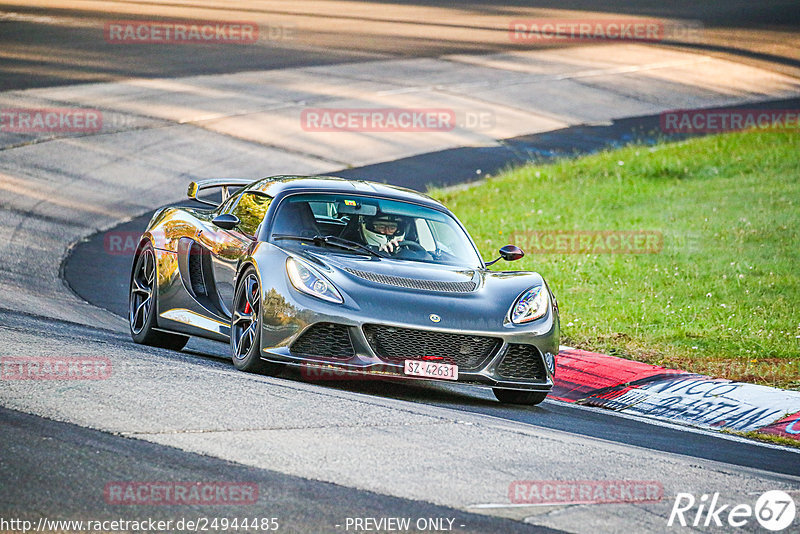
261, 319, 557, 392
253, 249, 559, 392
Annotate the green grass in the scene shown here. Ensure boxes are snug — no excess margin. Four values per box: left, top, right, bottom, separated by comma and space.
431, 130, 800, 389
724, 429, 800, 449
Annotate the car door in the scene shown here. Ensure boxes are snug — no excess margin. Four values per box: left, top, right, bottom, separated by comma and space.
197, 191, 272, 317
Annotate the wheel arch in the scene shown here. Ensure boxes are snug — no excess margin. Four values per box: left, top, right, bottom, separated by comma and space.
236, 259, 258, 288
129, 235, 153, 286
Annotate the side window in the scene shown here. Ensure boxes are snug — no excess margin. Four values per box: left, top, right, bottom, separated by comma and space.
229, 193, 272, 235
218, 192, 240, 215
308, 201, 338, 220
415, 219, 436, 251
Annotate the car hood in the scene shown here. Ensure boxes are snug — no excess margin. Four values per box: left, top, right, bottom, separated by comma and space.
298, 248, 546, 299
317, 251, 477, 283
260, 244, 555, 335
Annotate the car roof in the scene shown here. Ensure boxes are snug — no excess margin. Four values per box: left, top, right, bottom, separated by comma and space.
246, 175, 447, 210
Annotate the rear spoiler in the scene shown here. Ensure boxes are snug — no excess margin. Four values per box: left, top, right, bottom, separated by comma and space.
187, 178, 254, 207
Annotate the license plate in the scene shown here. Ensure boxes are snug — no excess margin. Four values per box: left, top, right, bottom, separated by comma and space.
404, 360, 458, 381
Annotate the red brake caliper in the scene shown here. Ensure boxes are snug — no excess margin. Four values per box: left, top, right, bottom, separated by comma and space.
244, 287, 255, 314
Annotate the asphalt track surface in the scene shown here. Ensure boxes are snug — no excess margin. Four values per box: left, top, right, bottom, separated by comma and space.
3, 2, 800, 532
1, 404, 561, 534
1, 0, 799, 89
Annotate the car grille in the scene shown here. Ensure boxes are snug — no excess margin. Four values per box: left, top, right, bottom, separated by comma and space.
363, 325, 500, 371
345, 268, 476, 293
496, 344, 547, 381
290, 323, 355, 360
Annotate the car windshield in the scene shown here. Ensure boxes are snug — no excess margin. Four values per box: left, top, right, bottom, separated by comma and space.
269, 193, 482, 268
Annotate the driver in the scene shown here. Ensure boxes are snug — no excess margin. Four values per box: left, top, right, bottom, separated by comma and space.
360, 213, 406, 253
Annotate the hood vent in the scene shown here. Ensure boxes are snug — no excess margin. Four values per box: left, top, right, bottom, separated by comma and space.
345, 268, 477, 293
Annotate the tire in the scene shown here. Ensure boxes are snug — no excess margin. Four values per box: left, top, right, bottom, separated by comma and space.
230, 267, 282, 375
493, 388, 548, 406
129, 242, 189, 350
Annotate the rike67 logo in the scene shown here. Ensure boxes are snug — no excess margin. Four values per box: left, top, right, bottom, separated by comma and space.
668, 490, 796, 531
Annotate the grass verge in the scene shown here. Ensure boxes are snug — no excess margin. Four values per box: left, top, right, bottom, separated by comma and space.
723, 429, 800, 449
431, 130, 800, 389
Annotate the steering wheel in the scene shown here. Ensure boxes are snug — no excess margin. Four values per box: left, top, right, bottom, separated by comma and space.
393, 240, 429, 259
397, 241, 426, 252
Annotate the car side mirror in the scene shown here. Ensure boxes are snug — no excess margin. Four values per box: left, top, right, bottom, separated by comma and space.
486, 244, 524, 266
212, 213, 240, 230
499, 244, 524, 261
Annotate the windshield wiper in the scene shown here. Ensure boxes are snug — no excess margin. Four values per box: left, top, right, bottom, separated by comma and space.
319, 235, 388, 258
272, 234, 386, 258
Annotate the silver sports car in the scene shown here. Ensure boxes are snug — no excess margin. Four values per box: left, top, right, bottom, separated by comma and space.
129, 176, 559, 404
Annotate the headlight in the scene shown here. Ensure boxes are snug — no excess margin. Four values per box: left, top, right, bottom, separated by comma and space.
510, 286, 549, 324
286, 257, 343, 303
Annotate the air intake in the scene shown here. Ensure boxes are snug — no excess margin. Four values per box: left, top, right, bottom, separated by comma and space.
345, 268, 476, 293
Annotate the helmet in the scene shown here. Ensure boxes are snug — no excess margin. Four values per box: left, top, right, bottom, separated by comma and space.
361, 214, 405, 248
